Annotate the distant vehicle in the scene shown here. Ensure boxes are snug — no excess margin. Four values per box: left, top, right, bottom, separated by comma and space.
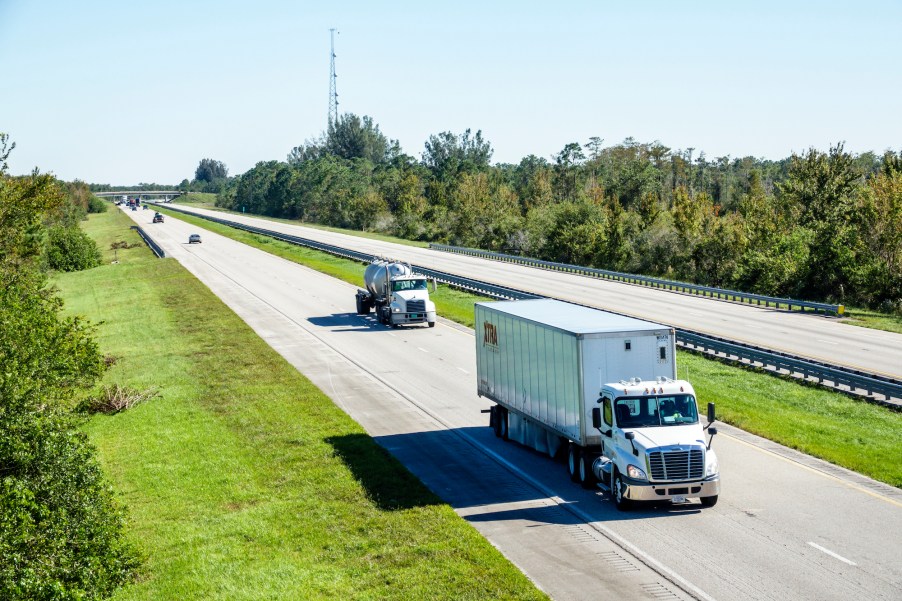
131, 206, 137, 211
188, 234, 202, 244
152, 213, 164, 223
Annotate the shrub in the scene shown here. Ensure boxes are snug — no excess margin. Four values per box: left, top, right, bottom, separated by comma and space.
87, 195, 108, 213
0, 412, 141, 600
46, 225, 102, 272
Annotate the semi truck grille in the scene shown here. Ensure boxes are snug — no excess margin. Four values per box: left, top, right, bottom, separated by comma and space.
407, 300, 426, 313
648, 449, 704, 481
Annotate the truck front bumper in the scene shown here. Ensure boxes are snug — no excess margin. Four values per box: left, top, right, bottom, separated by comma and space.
390, 310, 436, 325
623, 475, 720, 502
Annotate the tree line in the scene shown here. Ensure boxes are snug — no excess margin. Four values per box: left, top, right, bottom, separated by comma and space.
214, 115, 900, 312
0, 133, 138, 599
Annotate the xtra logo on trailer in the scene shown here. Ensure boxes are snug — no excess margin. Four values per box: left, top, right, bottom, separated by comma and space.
483, 321, 499, 349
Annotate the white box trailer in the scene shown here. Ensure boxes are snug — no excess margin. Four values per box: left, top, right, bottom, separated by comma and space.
475, 299, 720, 509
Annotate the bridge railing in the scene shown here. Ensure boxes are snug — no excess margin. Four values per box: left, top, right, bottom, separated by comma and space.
156, 205, 899, 406
429, 243, 844, 316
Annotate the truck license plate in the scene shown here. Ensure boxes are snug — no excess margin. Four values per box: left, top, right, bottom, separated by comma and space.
410, 314, 419, 318
672, 495, 687, 504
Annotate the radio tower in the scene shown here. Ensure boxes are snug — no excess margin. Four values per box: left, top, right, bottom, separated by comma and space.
328, 28, 339, 130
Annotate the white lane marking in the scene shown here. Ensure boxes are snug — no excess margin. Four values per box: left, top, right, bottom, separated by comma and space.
807, 542, 857, 566
457, 367, 469, 374
815, 339, 839, 346
417, 347, 429, 353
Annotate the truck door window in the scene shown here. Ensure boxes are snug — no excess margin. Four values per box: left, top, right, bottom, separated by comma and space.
602, 398, 612, 426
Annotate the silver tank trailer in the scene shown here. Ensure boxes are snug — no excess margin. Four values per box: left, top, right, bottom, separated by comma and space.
364, 260, 412, 298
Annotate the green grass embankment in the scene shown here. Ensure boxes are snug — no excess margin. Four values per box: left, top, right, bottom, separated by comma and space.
54, 209, 547, 600
154, 205, 902, 488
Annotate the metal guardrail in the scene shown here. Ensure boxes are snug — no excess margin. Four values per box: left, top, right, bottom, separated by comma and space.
430, 243, 845, 316
158, 206, 900, 406
677, 331, 901, 409
130, 226, 165, 258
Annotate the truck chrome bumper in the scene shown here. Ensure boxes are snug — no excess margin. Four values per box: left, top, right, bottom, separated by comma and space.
391, 311, 436, 325
624, 475, 720, 502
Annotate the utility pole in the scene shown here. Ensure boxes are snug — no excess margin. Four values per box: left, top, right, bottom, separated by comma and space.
328, 28, 339, 130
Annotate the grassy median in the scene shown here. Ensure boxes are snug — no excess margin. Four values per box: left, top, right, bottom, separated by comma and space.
54, 209, 547, 600
152, 204, 902, 488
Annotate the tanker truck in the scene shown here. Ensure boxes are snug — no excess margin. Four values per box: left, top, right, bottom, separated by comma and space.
476, 299, 720, 510
355, 259, 437, 327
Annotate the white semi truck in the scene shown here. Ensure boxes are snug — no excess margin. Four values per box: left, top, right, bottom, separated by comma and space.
355, 259, 436, 327
475, 299, 720, 510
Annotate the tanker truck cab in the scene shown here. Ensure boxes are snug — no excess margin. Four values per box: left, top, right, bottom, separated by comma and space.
356, 259, 437, 328
388, 276, 436, 327
593, 378, 720, 510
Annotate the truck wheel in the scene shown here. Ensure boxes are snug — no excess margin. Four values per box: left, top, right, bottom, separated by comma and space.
355, 296, 363, 315
498, 407, 509, 440
612, 471, 632, 511
567, 444, 581, 482
428, 321, 436, 328
491, 406, 501, 437
700, 495, 718, 507
579, 453, 598, 489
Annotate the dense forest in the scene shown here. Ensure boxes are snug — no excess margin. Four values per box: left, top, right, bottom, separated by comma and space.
214, 115, 901, 312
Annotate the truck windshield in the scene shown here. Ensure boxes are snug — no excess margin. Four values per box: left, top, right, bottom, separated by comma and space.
392, 279, 427, 292
614, 394, 698, 427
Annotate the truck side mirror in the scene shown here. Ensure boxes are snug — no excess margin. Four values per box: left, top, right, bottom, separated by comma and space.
707, 402, 716, 426
592, 407, 601, 429
624, 431, 638, 456
706, 426, 717, 449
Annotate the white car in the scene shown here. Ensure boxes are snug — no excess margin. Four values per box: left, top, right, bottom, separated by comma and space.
188, 234, 202, 244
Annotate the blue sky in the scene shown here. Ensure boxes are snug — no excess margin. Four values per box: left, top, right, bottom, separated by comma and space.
1, 1, 900, 184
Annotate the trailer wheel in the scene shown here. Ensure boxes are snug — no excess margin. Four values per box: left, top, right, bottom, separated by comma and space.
567, 444, 581, 482
612, 471, 632, 511
355, 296, 364, 315
491, 406, 501, 437
579, 453, 598, 489
700, 495, 718, 507
498, 407, 509, 440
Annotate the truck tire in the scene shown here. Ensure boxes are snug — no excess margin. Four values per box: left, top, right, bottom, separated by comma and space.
498, 407, 509, 440
700, 495, 718, 507
579, 453, 598, 489
612, 471, 632, 511
567, 444, 581, 482
428, 321, 436, 328
355, 296, 364, 315
491, 406, 500, 437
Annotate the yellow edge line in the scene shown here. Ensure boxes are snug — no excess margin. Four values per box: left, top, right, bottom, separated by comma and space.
722, 432, 902, 508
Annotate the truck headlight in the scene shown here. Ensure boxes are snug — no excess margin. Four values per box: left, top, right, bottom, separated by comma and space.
626, 464, 647, 481
705, 451, 719, 477
393, 307, 400, 312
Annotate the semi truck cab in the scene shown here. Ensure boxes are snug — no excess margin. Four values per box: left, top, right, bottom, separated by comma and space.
387, 276, 436, 326
592, 378, 720, 509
